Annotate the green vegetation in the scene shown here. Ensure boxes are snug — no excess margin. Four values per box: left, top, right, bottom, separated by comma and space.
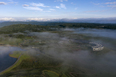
0, 23, 116, 34
0, 51, 31, 75
0, 23, 115, 77
43, 70, 59, 77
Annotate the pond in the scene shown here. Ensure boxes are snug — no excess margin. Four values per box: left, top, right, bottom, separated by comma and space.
0, 46, 23, 72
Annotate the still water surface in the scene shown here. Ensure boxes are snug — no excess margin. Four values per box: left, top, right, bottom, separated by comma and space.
0, 46, 23, 72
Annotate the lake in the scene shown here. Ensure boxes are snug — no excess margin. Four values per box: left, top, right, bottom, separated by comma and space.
0, 46, 23, 72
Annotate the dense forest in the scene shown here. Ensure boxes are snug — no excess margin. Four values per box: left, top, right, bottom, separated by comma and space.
0, 23, 116, 34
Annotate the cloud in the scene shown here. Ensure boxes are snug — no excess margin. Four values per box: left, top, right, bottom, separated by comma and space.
55, 0, 68, 2
75, 7, 78, 10
43, 11, 51, 12
107, 5, 116, 8
24, 7, 43, 11
23, 3, 50, 11
0, 2, 7, 5
105, 2, 116, 8
0, 17, 14, 21
71, 2, 76, 5
92, 1, 116, 5
31, 3, 49, 7
56, 6, 60, 9
84, 10, 106, 13
50, 9, 55, 11
8, 0, 17, 4
27, 18, 50, 21
91, 2, 100, 5
91, 2, 116, 9
60, 3, 67, 9
0, 0, 17, 5
23, 4, 29, 7
56, 3, 67, 9
105, 2, 116, 4
84, 10, 99, 13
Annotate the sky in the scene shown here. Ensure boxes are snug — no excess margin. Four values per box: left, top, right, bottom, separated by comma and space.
0, 0, 116, 21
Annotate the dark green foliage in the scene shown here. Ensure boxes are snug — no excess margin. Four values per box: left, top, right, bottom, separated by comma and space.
0, 24, 57, 34
0, 23, 116, 34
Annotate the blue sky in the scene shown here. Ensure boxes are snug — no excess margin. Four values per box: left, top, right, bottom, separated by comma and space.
0, 0, 116, 21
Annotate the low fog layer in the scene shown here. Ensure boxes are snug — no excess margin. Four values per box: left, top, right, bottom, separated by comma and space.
24, 31, 116, 75
0, 46, 23, 56
0, 28, 116, 76
74, 28, 116, 39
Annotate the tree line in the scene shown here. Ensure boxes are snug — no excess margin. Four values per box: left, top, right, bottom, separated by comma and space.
0, 23, 115, 34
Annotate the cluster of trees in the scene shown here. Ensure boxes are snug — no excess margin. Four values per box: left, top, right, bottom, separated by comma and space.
0, 23, 115, 34
54, 23, 116, 29
0, 24, 58, 34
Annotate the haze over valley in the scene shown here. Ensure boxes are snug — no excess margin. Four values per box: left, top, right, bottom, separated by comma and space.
0, 0, 116, 77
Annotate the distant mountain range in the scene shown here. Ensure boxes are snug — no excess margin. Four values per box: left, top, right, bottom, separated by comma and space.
0, 18, 116, 27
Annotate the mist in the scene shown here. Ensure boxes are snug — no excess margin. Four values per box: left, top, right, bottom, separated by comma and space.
22, 29, 116, 76
0, 28, 116, 76
74, 28, 116, 39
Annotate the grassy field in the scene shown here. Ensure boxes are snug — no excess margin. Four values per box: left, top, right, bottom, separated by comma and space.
0, 50, 82, 77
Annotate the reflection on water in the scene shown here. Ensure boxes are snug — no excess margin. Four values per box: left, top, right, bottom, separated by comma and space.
0, 46, 23, 72
0, 54, 17, 72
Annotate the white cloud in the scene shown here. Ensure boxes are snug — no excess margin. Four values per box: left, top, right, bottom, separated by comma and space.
75, 7, 78, 10
23, 3, 50, 11
84, 10, 106, 13
0, 0, 17, 5
50, 9, 55, 10
0, 2, 7, 5
24, 7, 43, 11
105, 2, 116, 4
92, 2, 116, 5
60, 3, 67, 9
44, 11, 51, 12
31, 3, 49, 7
71, 2, 76, 5
56, 6, 60, 9
22, 2, 50, 11
107, 5, 116, 8
23, 4, 29, 7
8, 0, 17, 4
91, 2, 100, 5
91, 2, 116, 9
27, 18, 51, 21
56, 3, 67, 9
55, 0, 68, 2
0, 18, 14, 21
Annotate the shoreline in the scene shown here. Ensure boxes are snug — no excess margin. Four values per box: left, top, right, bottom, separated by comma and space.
0, 53, 22, 75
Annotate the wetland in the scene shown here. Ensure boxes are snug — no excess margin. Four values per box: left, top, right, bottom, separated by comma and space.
0, 23, 116, 77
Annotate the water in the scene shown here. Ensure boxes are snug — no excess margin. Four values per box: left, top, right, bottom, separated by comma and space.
0, 46, 23, 72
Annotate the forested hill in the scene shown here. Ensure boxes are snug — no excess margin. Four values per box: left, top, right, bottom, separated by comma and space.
0, 21, 116, 28
0, 21, 51, 27
0, 23, 116, 34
